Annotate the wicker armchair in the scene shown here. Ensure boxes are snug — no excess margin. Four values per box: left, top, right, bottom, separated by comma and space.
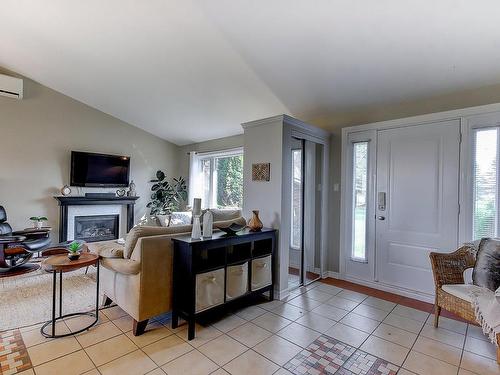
430, 246, 500, 364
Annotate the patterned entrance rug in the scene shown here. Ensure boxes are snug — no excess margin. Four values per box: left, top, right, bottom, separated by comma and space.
0, 265, 101, 332
284, 335, 399, 375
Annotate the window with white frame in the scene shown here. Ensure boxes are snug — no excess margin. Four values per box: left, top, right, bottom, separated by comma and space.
351, 141, 368, 260
290, 149, 302, 249
472, 127, 499, 239
189, 148, 244, 209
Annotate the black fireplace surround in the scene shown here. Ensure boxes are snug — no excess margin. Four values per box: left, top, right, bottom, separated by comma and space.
54, 196, 138, 243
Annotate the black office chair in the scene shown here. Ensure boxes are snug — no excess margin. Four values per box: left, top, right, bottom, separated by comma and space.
0, 205, 51, 274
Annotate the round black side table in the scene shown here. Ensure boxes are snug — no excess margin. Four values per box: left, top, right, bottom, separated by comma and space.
40, 253, 100, 338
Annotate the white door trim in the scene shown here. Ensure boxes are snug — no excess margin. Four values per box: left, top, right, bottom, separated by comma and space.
341, 102, 500, 294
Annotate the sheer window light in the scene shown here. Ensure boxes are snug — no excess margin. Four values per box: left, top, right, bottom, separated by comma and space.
352, 142, 368, 260
472, 127, 499, 239
188, 148, 244, 209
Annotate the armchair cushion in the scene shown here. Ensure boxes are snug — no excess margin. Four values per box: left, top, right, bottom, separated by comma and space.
473, 238, 500, 291
101, 258, 141, 275
22, 237, 51, 252
441, 284, 484, 303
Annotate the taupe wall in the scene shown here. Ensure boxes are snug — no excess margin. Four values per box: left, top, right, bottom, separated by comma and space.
0, 75, 180, 242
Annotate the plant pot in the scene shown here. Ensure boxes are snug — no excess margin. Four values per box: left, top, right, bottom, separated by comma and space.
68, 252, 81, 261
34, 221, 43, 229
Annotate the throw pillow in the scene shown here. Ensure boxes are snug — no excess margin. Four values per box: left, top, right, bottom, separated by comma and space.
156, 214, 171, 227
137, 214, 160, 227
169, 211, 192, 226
472, 238, 500, 291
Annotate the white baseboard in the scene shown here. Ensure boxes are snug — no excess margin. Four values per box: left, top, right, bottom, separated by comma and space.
321, 271, 435, 304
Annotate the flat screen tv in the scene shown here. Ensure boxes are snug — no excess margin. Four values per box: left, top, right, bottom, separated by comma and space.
70, 151, 130, 187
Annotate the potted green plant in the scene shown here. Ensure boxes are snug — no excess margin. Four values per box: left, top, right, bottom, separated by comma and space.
67, 241, 83, 260
29, 216, 48, 229
146, 171, 188, 215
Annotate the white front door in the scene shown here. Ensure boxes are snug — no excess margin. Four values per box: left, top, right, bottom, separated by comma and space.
375, 120, 460, 295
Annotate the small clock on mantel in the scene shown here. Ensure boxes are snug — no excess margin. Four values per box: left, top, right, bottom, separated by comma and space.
60, 185, 71, 196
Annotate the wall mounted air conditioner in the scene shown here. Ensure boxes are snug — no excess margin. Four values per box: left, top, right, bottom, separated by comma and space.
0, 73, 23, 99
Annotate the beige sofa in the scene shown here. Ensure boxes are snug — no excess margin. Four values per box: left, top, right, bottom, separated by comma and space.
87, 210, 245, 335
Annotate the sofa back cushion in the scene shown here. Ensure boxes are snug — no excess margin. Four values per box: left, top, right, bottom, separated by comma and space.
124, 224, 192, 258
210, 209, 242, 222
472, 238, 500, 291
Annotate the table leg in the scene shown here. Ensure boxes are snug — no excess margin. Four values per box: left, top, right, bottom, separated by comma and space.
95, 260, 100, 321
59, 271, 63, 318
51, 271, 56, 337
171, 311, 178, 329
188, 318, 195, 340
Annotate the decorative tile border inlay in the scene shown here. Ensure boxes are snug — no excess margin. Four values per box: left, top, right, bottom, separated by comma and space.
0, 329, 32, 375
284, 335, 356, 374
343, 350, 398, 375
284, 335, 399, 375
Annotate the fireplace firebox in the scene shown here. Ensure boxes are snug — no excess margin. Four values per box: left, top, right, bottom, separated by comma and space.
74, 215, 119, 243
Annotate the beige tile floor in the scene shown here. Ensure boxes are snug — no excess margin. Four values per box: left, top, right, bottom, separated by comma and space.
6, 280, 500, 375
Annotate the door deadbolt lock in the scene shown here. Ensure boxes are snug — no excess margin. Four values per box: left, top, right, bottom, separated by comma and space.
378, 192, 386, 211
377, 216, 386, 221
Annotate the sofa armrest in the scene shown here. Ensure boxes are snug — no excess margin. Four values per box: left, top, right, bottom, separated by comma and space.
131, 235, 174, 311
429, 246, 475, 289
101, 258, 141, 275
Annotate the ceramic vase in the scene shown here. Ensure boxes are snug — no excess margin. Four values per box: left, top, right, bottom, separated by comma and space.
248, 210, 263, 232
202, 210, 213, 239
191, 215, 202, 239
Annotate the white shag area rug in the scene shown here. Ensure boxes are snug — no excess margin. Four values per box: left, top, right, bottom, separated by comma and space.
0, 264, 103, 331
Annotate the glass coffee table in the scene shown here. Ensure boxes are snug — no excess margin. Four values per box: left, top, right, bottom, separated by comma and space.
40, 252, 100, 338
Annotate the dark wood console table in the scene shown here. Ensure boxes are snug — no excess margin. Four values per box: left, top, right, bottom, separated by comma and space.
54, 196, 139, 242
171, 228, 276, 340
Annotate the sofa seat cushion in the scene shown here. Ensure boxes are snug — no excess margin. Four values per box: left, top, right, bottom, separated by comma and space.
101, 258, 141, 275
441, 284, 485, 303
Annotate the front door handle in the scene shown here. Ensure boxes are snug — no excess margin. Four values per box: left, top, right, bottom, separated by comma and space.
377, 216, 385, 221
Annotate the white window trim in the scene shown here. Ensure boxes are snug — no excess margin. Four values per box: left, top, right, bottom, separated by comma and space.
460, 113, 500, 242
290, 148, 302, 250
341, 130, 376, 267
188, 147, 244, 209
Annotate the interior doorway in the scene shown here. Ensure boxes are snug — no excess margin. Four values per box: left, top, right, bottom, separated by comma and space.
288, 137, 324, 289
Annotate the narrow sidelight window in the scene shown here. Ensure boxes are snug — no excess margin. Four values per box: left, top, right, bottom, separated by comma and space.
472, 128, 499, 239
291, 149, 302, 249
352, 142, 368, 260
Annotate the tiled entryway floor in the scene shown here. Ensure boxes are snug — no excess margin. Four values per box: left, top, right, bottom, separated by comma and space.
1, 278, 499, 375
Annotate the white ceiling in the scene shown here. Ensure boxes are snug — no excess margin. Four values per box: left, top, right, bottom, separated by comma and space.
2, 1, 500, 145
